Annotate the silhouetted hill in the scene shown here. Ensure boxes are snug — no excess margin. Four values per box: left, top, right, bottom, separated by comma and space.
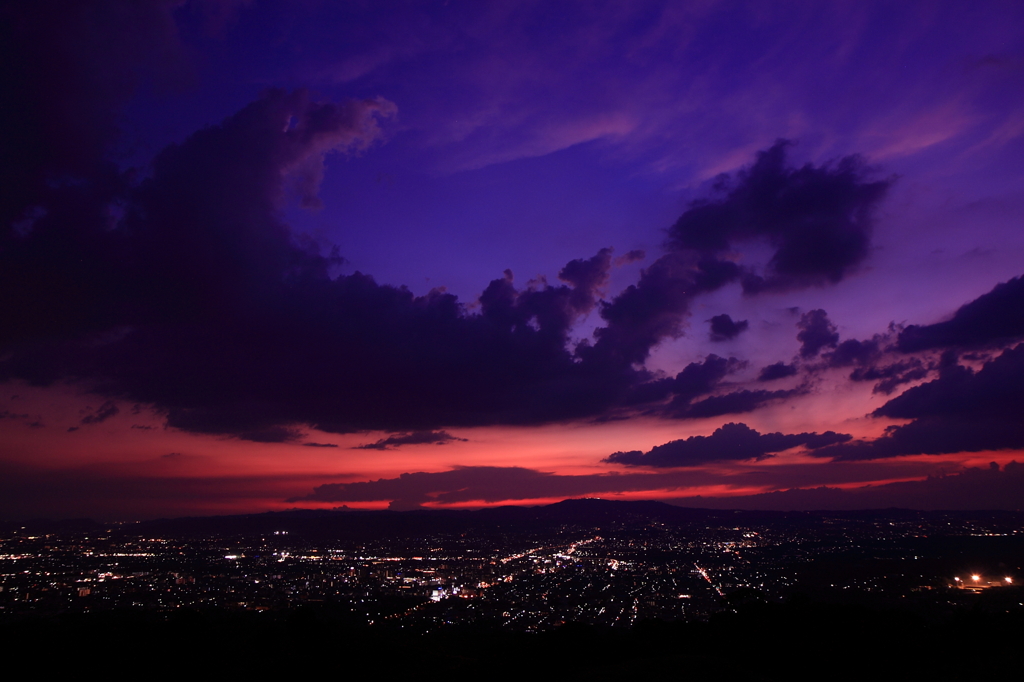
67, 498, 1019, 541
6, 499, 1023, 539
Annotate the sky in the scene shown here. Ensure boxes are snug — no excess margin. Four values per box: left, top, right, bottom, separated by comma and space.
2, 0, 1024, 520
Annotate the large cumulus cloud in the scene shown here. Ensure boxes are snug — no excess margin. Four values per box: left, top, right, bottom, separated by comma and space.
0, 102, 892, 440
0, 81, 634, 435
0, 9, 896, 440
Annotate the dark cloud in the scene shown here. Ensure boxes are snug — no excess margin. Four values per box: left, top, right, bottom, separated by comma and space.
620, 355, 788, 423
667, 140, 891, 293
676, 388, 800, 419
294, 465, 746, 510
1, 1, 187, 233
585, 253, 739, 369
99, 243, 629, 436
708, 314, 748, 342
897, 274, 1024, 352
813, 418, 1024, 461
0, 70, 873, 444
578, 155, 881, 368
0, 76, 389, 348
291, 455, 930, 512
797, 309, 839, 358
0, 459, 336, 521
812, 345, 1024, 460
1, 455, 1008, 520
807, 320, 932, 393
615, 355, 795, 422
671, 355, 739, 402
825, 337, 880, 367
355, 430, 467, 451
237, 426, 304, 444
876, 345, 1024, 421
0, 2, 198, 359
303, 442, 339, 448
849, 359, 927, 395
606, 422, 851, 467
670, 462, 1024, 511
80, 400, 119, 425
758, 362, 798, 382
293, 466, 651, 511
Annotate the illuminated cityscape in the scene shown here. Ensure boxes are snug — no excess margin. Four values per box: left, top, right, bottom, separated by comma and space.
3, 502, 1021, 629
3, 501, 1022, 677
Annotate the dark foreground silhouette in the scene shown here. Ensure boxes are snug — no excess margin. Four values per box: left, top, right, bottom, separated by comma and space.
4, 595, 1021, 680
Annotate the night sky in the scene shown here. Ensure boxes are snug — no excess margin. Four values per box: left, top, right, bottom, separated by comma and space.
3, 1, 1024, 520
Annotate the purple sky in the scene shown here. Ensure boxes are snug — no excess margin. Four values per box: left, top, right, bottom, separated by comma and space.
2, 1, 1024, 520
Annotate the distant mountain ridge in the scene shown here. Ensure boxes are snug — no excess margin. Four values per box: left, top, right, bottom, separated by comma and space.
7, 498, 1022, 538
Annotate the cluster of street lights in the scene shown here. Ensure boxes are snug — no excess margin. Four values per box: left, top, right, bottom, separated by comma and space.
952, 574, 1013, 588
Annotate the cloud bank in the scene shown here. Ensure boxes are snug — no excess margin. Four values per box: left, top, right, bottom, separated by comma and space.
607, 422, 851, 467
